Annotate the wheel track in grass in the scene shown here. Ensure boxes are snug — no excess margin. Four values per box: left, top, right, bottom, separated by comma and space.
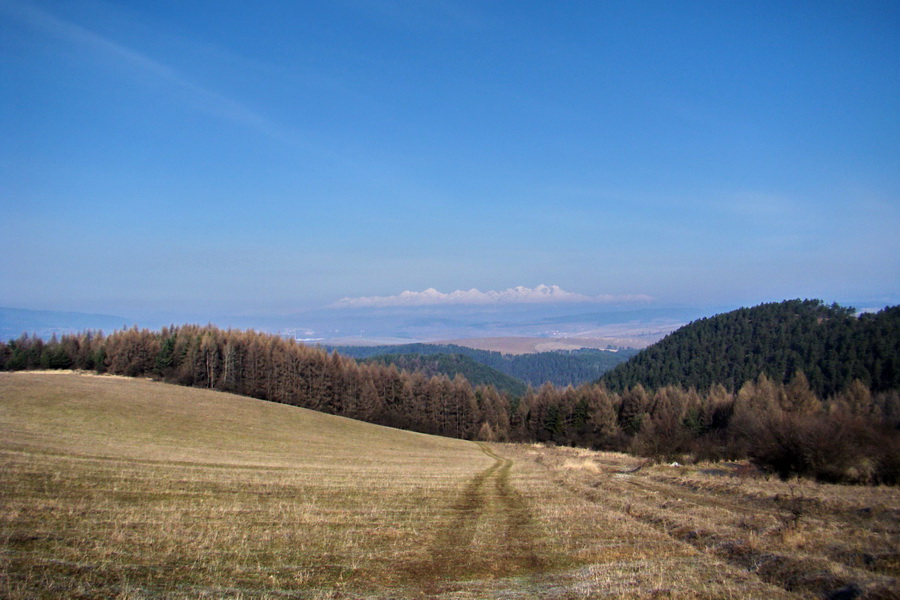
402, 442, 556, 594
541, 460, 899, 599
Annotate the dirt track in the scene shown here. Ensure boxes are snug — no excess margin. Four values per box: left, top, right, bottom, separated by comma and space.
404, 443, 558, 593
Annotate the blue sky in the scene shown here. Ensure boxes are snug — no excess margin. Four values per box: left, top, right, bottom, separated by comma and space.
2, 0, 898, 320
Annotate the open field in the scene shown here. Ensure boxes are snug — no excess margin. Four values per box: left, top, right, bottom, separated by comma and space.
1, 372, 898, 599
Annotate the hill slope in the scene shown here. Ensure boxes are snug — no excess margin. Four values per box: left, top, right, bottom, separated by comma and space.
601, 300, 900, 397
3, 373, 894, 599
0, 371, 468, 465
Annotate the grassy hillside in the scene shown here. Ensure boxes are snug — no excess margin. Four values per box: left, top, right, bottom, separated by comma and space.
2, 373, 896, 599
0, 371, 469, 466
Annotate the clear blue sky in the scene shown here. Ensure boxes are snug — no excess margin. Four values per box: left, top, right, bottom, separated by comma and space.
2, 0, 898, 319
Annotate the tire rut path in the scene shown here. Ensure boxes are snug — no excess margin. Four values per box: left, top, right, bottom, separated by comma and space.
403, 443, 554, 593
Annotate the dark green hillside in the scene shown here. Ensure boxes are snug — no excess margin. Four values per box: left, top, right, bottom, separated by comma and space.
333, 343, 636, 388
601, 299, 900, 397
362, 353, 527, 397
503, 348, 637, 387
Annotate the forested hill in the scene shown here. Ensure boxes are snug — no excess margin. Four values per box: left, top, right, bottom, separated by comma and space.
361, 353, 527, 397
600, 299, 900, 397
331, 343, 637, 388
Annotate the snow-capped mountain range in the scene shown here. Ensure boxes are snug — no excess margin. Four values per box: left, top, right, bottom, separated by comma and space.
331, 285, 653, 308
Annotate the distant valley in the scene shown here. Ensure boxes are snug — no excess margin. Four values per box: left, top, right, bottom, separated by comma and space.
436, 336, 650, 354
332, 343, 639, 390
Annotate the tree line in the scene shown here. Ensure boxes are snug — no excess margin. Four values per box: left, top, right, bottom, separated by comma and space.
0, 326, 511, 442
512, 373, 899, 484
1, 322, 898, 484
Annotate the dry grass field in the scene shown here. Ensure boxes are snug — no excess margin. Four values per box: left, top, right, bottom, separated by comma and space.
1, 372, 898, 599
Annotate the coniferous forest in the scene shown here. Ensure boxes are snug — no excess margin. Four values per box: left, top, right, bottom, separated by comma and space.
601, 300, 900, 397
359, 352, 528, 397
2, 299, 899, 485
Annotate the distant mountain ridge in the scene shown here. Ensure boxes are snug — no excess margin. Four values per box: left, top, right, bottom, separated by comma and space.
332, 343, 637, 388
332, 284, 653, 308
600, 299, 900, 397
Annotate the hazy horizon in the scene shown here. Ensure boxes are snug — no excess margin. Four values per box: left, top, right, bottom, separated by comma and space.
2, 292, 897, 348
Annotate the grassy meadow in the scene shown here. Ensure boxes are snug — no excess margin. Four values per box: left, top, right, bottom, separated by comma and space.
1, 372, 898, 599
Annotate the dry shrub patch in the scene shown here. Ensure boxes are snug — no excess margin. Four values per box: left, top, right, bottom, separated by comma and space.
515, 443, 900, 599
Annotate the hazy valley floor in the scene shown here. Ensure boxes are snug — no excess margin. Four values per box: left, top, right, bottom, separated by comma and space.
1, 373, 898, 599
